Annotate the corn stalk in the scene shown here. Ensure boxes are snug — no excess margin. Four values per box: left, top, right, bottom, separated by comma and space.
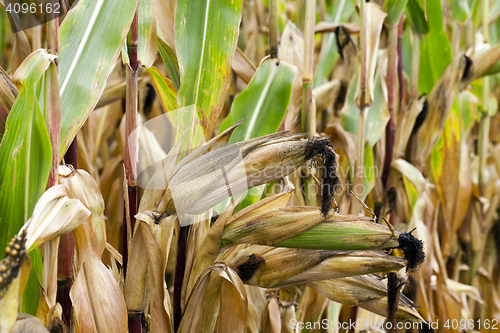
124, 5, 141, 333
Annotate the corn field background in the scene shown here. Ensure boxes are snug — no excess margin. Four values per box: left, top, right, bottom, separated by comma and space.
0, 0, 500, 332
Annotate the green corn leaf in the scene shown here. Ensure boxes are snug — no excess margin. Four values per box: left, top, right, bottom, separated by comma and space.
385, 0, 409, 26
157, 38, 180, 91
220, 58, 296, 143
58, 0, 138, 155
219, 58, 296, 211
147, 66, 177, 113
417, 0, 452, 94
175, 0, 243, 139
450, 0, 471, 23
137, 0, 157, 68
0, 50, 54, 315
405, 0, 429, 35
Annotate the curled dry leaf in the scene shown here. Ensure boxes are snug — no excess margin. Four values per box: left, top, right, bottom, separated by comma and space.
279, 21, 304, 131
410, 54, 471, 168
232, 47, 257, 84
178, 263, 247, 333
10, 31, 31, 74
0, 67, 18, 136
137, 220, 173, 332
21, 184, 90, 251
355, 2, 387, 107
185, 201, 237, 299
393, 95, 426, 159
155, 0, 176, 50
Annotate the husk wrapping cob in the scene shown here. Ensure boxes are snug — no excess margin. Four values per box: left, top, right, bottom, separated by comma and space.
139, 122, 340, 217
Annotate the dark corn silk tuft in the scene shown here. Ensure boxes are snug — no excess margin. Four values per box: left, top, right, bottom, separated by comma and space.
333, 80, 348, 116
411, 95, 428, 135
334, 26, 351, 59
235, 254, 265, 282
385, 272, 404, 331
142, 82, 157, 118
387, 187, 397, 214
462, 55, 473, 81
398, 229, 425, 273
305, 138, 340, 217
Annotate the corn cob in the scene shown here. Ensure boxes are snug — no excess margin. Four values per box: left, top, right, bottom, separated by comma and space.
223, 206, 425, 272
309, 274, 425, 323
0, 231, 27, 300
226, 245, 405, 288
139, 121, 338, 217
0, 232, 30, 333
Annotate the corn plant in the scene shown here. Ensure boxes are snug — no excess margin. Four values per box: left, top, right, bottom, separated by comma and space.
1, 0, 500, 332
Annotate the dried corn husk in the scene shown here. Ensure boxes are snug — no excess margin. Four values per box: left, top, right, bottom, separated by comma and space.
178, 262, 247, 333
228, 245, 405, 288
139, 120, 333, 217
309, 274, 425, 323
20, 185, 90, 251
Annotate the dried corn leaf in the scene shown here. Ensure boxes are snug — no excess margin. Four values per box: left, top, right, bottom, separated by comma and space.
178, 263, 244, 333
315, 22, 360, 34
10, 314, 49, 333
11, 31, 31, 73
217, 267, 248, 333
279, 21, 304, 131
393, 96, 426, 159
411, 54, 470, 168
186, 203, 236, 298
232, 47, 256, 84
0, 67, 18, 136
261, 297, 281, 333
58, 166, 127, 333
139, 221, 173, 332
70, 254, 127, 333
355, 3, 387, 107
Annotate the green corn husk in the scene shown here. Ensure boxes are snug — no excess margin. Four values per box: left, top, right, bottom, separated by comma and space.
275, 218, 401, 250
223, 206, 400, 251
223, 204, 425, 273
